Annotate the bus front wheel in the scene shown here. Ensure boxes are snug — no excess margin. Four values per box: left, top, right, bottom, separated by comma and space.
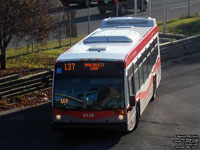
134, 102, 140, 130
139, 2, 147, 12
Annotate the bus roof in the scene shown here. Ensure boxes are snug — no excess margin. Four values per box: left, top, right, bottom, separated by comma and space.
57, 17, 158, 63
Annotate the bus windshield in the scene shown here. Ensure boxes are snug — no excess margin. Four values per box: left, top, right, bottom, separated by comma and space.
53, 76, 124, 110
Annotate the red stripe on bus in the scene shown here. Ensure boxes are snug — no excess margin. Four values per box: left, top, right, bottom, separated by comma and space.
136, 57, 161, 100
125, 26, 158, 67
52, 108, 125, 120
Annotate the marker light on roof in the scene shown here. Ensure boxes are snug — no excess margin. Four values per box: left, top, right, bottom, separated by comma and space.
80, 59, 84, 61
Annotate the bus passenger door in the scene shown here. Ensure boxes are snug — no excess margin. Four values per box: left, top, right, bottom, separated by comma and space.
127, 96, 136, 131
127, 75, 136, 131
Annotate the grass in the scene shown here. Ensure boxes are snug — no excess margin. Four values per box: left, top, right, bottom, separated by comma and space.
6, 36, 84, 69
7, 37, 80, 58
158, 14, 200, 36
3, 14, 200, 71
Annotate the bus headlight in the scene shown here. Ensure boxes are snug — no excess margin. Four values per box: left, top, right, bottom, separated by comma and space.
56, 115, 61, 120
118, 115, 124, 120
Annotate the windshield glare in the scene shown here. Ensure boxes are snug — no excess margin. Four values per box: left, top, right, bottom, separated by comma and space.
54, 76, 124, 110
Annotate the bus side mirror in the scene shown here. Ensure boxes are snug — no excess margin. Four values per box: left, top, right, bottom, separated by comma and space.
129, 96, 135, 107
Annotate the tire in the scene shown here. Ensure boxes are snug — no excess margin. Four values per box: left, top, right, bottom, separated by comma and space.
151, 77, 157, 101
82, 0, 90, 7
134, 103, 140, 130
98, 7, 106, 14
119, 5, 126, 15
139, 2, 147, 12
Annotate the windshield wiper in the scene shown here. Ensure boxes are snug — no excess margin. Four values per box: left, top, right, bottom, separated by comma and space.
64, 105, 82, 110
54, 93, 85, 104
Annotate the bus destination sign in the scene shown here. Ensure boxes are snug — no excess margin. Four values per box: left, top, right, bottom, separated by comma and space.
84, 63, 104, 71
56, 61, 124, 75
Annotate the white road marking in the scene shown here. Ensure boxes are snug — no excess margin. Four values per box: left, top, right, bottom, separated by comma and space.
152, 0, 200, 11
170, 0, 200, 10
170, 5, 189, 10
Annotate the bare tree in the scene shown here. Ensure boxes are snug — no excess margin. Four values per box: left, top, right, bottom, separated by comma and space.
0, 0, 52, 69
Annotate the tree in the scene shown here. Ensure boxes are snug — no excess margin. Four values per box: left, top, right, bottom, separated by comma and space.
0, 0, 52, 70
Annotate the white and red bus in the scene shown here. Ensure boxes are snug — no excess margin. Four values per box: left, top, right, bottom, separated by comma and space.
51, 17, 161, 132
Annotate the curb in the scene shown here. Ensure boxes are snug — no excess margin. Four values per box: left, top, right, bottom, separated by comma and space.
0, 100, 51, 117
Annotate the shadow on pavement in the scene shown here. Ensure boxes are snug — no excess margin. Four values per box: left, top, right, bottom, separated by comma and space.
0, 103, 124, 150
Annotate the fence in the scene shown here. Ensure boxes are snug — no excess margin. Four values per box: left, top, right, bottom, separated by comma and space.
160, 34, 200, 61
0, 71, 53, 100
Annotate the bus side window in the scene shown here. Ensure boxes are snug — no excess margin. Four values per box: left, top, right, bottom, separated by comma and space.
149, 38, 158, 68
134, 68, 140, 93
152, 45, 158, 65
147, 54, 151, 74
151, 48, 156, 67
128, 74, 136, 106
149, 42, 153, 51
138, 63, 144, 87
155, 46, 158, 59
127, 65, 135, 106
153, 38, 157, 47
128, 75, 134, 96
143, 58, 148, 82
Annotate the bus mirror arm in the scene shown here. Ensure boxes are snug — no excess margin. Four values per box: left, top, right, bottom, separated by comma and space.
127, 107, 132, 112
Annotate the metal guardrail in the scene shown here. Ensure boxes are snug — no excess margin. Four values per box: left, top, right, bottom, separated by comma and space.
159, 33, 186, 39
0, 74, 19, 83
160, 34, 200, 61
159, 33, 186, 43
0, 70, 53, 99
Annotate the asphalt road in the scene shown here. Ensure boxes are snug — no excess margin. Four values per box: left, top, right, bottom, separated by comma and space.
0, 52, 200, 150
73, 0, 200, 35
8, 0, 200, 48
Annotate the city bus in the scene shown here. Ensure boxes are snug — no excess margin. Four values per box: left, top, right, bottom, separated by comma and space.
51, 17, 161, 132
